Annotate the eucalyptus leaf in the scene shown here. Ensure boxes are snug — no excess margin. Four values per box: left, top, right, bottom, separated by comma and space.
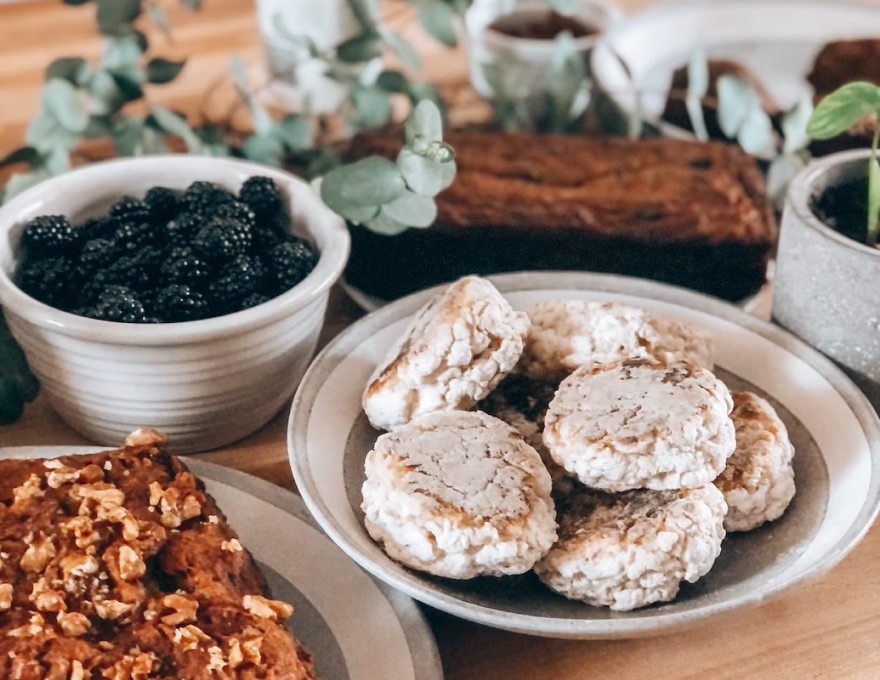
347, 0, 379, 31
102, 35, 144, 70
351, 85, 392, 129
869, 151, 880, 246
382, 190, 437, 227
766, 153, 806, 209
41, 147, 71, 176
377, 70, 409, 93
82, 115, 113, 138
807, 82, 880, 140
737, 105, 773, 155
133, 30, 149, 53
229, 55, 275, 136
419, 3, 458, 47
179, 0, 201, 9
46, 57, 88, 85
782, 97, 814, 154
112, 116, 146, 156
141, 126, 169, 154
150, 106, 203, 153
146, 58, 186, 84
194, 125, 232, 156
397, 148, 451, 196
147, 2, 170, 37
686, 44, 709, 141
86, 68, 126, 116
337, 203, 382, 223
406, 100, 444, 146
229, 54, 251, 96
63, 0, 93, 5
97, 0, 141, 37
0, 147, 39, 169
716, 74, 752, 139
379, 29, 421, 71
542, 0, 578, 13
273, 114, 313, 150
110, 72, 144, 101
271, 14, 322, 58
365, 209, 410, 235
43, 79, 89, 133
242, 134, 285, 167
3, 173, 44, 203
406, 81, 445, 114
320, 157, 406, 213
304, 148, 341, 180
336, 32, 383, 63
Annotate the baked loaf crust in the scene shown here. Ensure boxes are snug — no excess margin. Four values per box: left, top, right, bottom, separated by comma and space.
0, 430, 317, 680
344, 132, 777, 303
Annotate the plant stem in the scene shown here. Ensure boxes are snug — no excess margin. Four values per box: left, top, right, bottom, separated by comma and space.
869, 125, 880, 247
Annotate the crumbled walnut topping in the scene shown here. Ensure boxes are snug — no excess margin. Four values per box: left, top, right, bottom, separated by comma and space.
13, 474, 45, 502
71, 660, 87, 680
57, 611, 91, 637
0, 583, 12, 610
181, 495, 201, 521
149, 482, 163, 508
7, 613, 46, 637
159, 488, 181, 528
61, 554, 100, 581
78, 483, 125, 509
242, 594, 294, 620
207, 646, 226, 672
44, 460, 64, 470
20, 534, 56, 573
207, 515, 219, 524
143, 609, 157, 621
173, 625, 211, 652
95, 599, 133, 620
221, 538, 243, 553
63, 516, 101, 550
130, 652, 155, 680
30, 578, 66, 613
241, 638, 263, 665
124, 428, 167, 448
161, 594, 198, 626
227, 639, 244, 670
47, 464, 81, 489
117, 546, 146, 581
104, 461, 113, 471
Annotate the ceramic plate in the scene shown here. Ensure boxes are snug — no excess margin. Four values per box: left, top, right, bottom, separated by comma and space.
591, 0, 880, 133
0, 447, 443, 680
288, 272, 880, 639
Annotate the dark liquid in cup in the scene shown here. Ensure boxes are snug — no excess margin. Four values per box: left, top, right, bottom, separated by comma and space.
489, 11, 599, 40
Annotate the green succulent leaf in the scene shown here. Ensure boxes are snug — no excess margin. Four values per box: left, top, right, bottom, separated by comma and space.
766, 152, 806, 210
82, 115, 112, 138
737, 105, 773, 155
46, 57, 88, 85
102, 35, 145, 70
716, 75, 752, 139
242, 133, 285, 167
150, 106, 203, 153
397, 148, 455, 196
686, 44, 709, 141
273, 114, 313, 151
134, 30, 149, 52
807, 82, 880, 140
146, 58, 186, 84
304, 147, 341, 180
110, 71, 145, 101
321, 156, 407, 216
382, 190, 437, 227
406, 99, 444, 146
365, 208, 410, 235
0, 147, 40, 169
97, 0, 142, 37
86, 69, 127, 116
26, 113, 78, 152
112, 116, 146, 156
376, 70, 409, 93
379, 29, 421, 71
339, 203, 382, 223
43, 79, 89, 133
194, 125, 232, 156
336, 32, 383, 63
41, 147, 71, 176
406, 81, 445, 114
782, 97, 814, 154
347, 0, 379, 31
351, 85, 392, 129
419, 3, 458, 47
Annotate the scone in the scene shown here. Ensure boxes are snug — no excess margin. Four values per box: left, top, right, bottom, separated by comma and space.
477, 373, 577, 498
543, 359, 736, 491
535, 484, 727, 611
363, 276, 530, 432
715, 392, 796, 532
361, 411, 557, 579
521, 301, 714, 379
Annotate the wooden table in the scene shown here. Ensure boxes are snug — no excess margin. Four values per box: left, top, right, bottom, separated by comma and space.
3, 1, 880, 679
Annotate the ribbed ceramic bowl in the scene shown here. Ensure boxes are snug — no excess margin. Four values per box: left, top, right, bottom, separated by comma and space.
0, 156, 349, 453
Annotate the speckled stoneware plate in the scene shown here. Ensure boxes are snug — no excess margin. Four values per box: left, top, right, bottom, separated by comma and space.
0, 448, 443, 680
288, 272, 880, 639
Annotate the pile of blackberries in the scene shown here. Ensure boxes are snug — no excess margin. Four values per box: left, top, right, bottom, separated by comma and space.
13, 177, 319, 323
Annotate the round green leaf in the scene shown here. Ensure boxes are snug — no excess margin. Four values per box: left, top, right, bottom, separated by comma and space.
46, 57, 88, 85
336, 32, 383, 63
377, 70, 409, 93
379, 29, 421, 71
365, 209, 410, 235
782, 97, 814, 154
242, 134, 285, 167
807, 81, 880, 140
112, 116, 146, 156
272, 114, 313, 151
146, 58, 186, 84
97, 0, 142, 37
339, 203, 382, 223
716, 74, 752, 138
405, 100, 443, 145
110, 71, 144, 102
398, 149, 446, 195
736, 105, 773, 155
382, 190, 437, 227
766, 153, 806, 210
347, 0, 379, 30
25, 113, 78, 152
43, 79, 89, 133
419, 4, 458, 47
351, 85, 392, 129
320, 157, 406, 214
87, 69, 126, 116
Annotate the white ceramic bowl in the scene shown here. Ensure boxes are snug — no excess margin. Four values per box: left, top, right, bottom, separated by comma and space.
0, 156, 349, 454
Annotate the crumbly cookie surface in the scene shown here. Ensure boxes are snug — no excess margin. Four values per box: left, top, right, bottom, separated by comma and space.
361, 411, 557, 579
0, 429, 316, 680
715, 392, 796, 532
521, 301, 713, 378
534, 484, 727, 611
543, 360, 735, 491
363, 276, 530, 432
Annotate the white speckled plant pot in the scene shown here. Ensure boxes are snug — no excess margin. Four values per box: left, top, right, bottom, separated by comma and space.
0, 157, 350, 453
774, 149, 880, 408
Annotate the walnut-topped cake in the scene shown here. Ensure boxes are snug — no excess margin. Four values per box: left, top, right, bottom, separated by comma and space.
0, 429, 317, 680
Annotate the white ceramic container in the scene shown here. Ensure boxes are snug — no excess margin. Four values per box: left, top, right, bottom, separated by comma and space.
0, 156, 349, 454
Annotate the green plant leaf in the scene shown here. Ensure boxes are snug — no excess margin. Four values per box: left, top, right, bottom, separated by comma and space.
382, 190, 437, 227
807, 82, 880, 140
542, 0, 578, 13
102, 35, 145, 70
134, 30, 149, 52
686, 44, 709, 141
336, 32, 383, 63
63, 0, 93, 4
229, 55, 275, 136
150, 106, 203, 153
766, 152, 806, 210
304, 148, 341, 180
179, 0, 201, 9
46, 57, 88, 85
41, 147, 71, 176
43, 79, 89, 133
716, 74, 751, 139
0, 147, 40, 169
379, 29, 421, 71
147, 2, 171, 37
365, 208, 410, 235
419, 3, 458, 47
146, 58, 186, 84
97, 0, 142, 37
194, 125, 232, 156
242, 134, 285, 167
340, 203, 382, 223
25, 113, 78, 152
273, 114, 313, 150
112, 116, 146, 156
377, 70, 409, 93
347, 0, 379, 31
406, 99, 444, 146
86, 69, 127, 116
406, 80, 445, 115
397, 148, 455, 196
320, 156, 406, 215
351, 85, 392, 129
110, 71, 144, 101
3, 173, 44, 202
870, 151, 880, 246
82, 115, 112, 137
782, 97, 814, 154
271, 14, 322, 58
737, 105, 773, 155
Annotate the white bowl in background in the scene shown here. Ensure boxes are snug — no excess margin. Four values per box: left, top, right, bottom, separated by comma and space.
0, 156, 350, 454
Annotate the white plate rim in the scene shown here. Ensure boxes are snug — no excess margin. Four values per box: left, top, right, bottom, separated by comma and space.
0, 446, 444, 680
288, 271, 880, 639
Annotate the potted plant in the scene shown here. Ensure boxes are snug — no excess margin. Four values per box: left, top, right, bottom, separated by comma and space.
774, 82, 880, 406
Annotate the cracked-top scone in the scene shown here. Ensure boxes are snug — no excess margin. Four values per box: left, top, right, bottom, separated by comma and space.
534, 484, 727, 611
477, 373, 577, 498
0, 429, 317, 680
543, 359, 736, 491
520, 301, 714, 379
361, 411, 557, 579
363, 276, 530, 432
715, 392, 796, 532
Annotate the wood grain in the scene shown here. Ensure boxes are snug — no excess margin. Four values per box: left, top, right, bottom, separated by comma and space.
2, 1, 880, 679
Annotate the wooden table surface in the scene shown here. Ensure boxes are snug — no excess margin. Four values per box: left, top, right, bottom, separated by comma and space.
3, 1, 880, 679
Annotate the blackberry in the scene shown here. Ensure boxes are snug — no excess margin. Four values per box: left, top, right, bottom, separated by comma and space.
19, 215, 78, 256
214, 200, 257, 230
77, 217, 115, 243
144, 187, 179, 223
84, 286, 148, 323
193, 216, 252, 262
159, 247, 211, 288
239, 176, 285, 219
15, 255, 79, 309
163, 212, 205, 247
238, 292, 270, 312
180, 181, 236, 216
85, 247, 161, 299
113, 221, 158, 252
152, 284, 210, 322
109, 196, 152, 222
207, 254, 265, 315
77, 238, 120, 279
265, 240, 318, 296
252, 221, 290, 254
